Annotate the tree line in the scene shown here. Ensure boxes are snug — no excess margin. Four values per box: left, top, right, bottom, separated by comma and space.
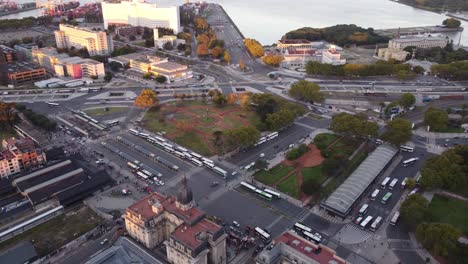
431, 61, 468, 80
405, 44, 468, 64
0, 16, 53, 30
15, 105, 56, 131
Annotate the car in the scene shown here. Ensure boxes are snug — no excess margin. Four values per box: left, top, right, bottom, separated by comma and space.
259, 153, 265, 158
355, 216, 363, 224
210, 181, 219, 187
100, 239, 109, 245
231, 171, 238, 176
408, 188, 419, 196
232, 221, 240, 227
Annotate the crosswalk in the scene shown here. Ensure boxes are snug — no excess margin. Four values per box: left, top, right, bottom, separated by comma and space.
334, 224, 373, 245
313, 208, 344, 224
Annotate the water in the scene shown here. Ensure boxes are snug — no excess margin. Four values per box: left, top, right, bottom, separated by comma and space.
3, 0, 467, 46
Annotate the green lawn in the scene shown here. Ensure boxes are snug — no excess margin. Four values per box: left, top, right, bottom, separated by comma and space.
277, 174, 300, 198
306, 113, 325, 120
436, 126, 465, 133
85, 107, 128, 116
0, 206, 102, 256
174, 132, 212, 156
142, 108, 177, 134
302, 166, 325, 183
255, 164, 294, 185
428, 195, 468, 235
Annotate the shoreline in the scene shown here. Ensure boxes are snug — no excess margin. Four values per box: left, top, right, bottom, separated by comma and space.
0, 7, 39, 17
447, 13, 468, 22
388, 0, 443, 15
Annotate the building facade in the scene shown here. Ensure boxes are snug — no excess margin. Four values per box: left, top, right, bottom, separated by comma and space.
102, 0, 181, 34
0, 62, 47, 87
0, 138, 46, 178
377, 48, 410, 61
0, 45, 18, 63
14, 44, 39, 61
388, 36, 448, 50
154, 35, 185, 49
55, 24, 114, 56
125, 177, 227, 264
279, 40, 346, 69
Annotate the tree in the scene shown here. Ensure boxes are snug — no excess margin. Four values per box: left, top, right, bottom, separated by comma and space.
301, 178, 322, 196
213, 93, 228, 107
289, 80, 324, 103
109, 61, 122, 72
266, 109, 295, 131
443, 18, 461, 28
207, 89, 216, 100
176, 120, 192, 132
213, 130, 224, 149
211, 46, 223, 58
177, 43, 186, 51
129, 35, 136, 41
225, 126, 260, 151
104, 72, 113, 82
244, 38, 264, 57
0, 102, 17, 128
262, 54, 283, 67
416, 223, 460, 257
197, 44, 209, 57
424, 107, 449, 132
405, 178, 417, 190
238, 59, 246, 71
145, 38, 154, 47
400, 93, 415, 109
412, 65, 425, 74
223, 50, 231, 64
143, 72, 153, 79
254, 159, 268, 171
227, 93, 238, 105
330, 113, 379, 138
381, 118, 412, 146
400, 194, 429, 230
163, 41, 173, 50
155, 75, 167, 84
239, 94, 250, 110
134, 89, 159, 108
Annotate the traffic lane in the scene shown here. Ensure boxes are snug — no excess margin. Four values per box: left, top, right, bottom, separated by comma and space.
436, 137, 468, 147
120, 134, 193, 172
268, 198, 304, 220
229, 124, 311, 166
296, 116, 331, 129
386, 222, 411, 240
301, 213, 342, 237
393, 250, 425, 264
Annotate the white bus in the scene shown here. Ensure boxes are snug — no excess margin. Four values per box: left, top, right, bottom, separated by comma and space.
203, 160, 215, 168
370, 189, 380, 200
293, 223, 312, 233
107, 120, 120, 127
381, 177, 391, 189
381, 192, 392, 204
127, 162, 139, 171
255, 227, 271, 241
358, 204, 369, 216
177, 146, 189, 153
213, 166, 227, 178
241, 181, 256, 192
191, 158, 203, 167
390, 211, 400, 226
138, 133, 149, 138
154, 136, 166, 143
402, 157, 419, 167
370, 216, 383, 232
141, 169, 153, 178
89, 118, 99, 124
183, 152, 192, 159
201, 157, 214, 165
129, 129, 139, 136
136, 171, 149, 180
174, 151, 185, 158
389, 178, 399, 190
46, 102, 60, 107
164, 146, 174, 153
401, 178, 408, 189
264, 189, 281, 199
163, 143, 173, 149
400, 145, 414, 152
360, 216, 373, 229
266, 132, 278, 140
190, 152, 202, 160
303, 231, 321, 244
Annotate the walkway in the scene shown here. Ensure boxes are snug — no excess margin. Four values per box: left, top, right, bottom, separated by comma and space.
435, 190, 468, 203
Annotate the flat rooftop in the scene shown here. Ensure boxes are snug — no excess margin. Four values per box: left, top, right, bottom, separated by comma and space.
391, 36, 447, 43
279, 39, 311, 44
0, 62, 45, 73
152, 61, 187, 71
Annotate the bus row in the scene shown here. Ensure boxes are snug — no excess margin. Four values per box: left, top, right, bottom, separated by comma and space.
128, 129, 229, 178
355, 211, 400, 231
72, 110, 107, 131
293, 223, 322, 244
127, 162, 165, 186
254, 132, 279, 146
240, 181, 281, 201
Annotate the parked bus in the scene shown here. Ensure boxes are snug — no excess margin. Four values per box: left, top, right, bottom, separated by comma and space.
213, 166, 227, 178
370, 189, 380, 200
400, 145, 414, 152
303, 231, 321, 244
107, 120, 120, 127
184, 152, 193, 159
390, 211, 400, 226
89, 118, 99, 124
370, 216, 383, 232
266, 132, 278, 140
129, 129, 139, 136
255, 189, 272, 201
360, 216, 373, 229
241, 181, 257, 192
359, 204, 369, 216
201, 157, 214, 165
264, 189, 281, 199
127, 162, 139, 171
154, 136, 166, 143
46, 102, 60, 107
389, 178, 399, 190
164, 146, 174, 153
190, 152, 202, 160
402, 158, 419, 167
381, 192, 392, 204
136, 171, 149, 180
294, 223, 312, 233
255, 227, 271, 241
191, 158, 203, 167
176, 146, 188, 153
381, 177, 391, 189
401, 178, 408, 189
138, 133, 149, 138
174, 151, 185, 159
140, 169, 153, 178
203, 160, 215, 168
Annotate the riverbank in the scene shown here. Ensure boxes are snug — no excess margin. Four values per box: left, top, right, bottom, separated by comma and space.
388, 0, 442, 14
375, 25, 463, 38
447, 12, 468, 22
0, 7, 39, 17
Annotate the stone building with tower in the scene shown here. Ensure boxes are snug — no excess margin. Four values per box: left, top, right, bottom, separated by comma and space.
124, 177, 227, 264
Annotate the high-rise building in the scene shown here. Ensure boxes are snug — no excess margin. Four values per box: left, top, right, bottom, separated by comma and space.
102, 0, 180, 34
54, 24, 114, 56
124, 177, 227, 264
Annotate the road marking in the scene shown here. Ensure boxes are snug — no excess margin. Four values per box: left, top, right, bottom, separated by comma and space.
266, 215, 283, 230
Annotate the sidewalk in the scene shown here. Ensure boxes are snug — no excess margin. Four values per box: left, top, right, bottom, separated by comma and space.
413, 128, 467, 139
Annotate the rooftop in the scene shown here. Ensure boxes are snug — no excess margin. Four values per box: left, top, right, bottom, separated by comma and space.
152, 61, 187, 72
279, 39, 311, 45
0, 241, 38, 264
0, 45, 16, 53
391, 36, 447, 43
171, 218, 222, 250
0, 61, 45, 73
286, 47, 316, 55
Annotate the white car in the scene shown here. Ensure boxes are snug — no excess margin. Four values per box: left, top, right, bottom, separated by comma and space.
100, 239, 109, 245
259, 153, 265, 158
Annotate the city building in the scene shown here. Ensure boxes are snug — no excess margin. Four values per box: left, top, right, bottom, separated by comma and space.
278, 40, 346, 69
0, 138, 46, 179
115, 25, 143, 37
154, 34, 185, 49
277, 39, 318, 53
54, 24, 114, 56
124, 177, 227, 264
256, 231, 347, 264
0, 45, 18, 63
321, 46, 347, 65
102, 0, 181, 34
0, 62, 47, 87
388, 36, 448, 50
32, 47, 105, 79
14, 43, 39, 61
377, 48, 410, 61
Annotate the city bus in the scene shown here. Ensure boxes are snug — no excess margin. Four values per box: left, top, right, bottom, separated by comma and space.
46, 102, 60, 107
89, 118, 99, 124
129, 129, 139, 136
389, 178, 399, 190
255, 227, 271, 241
190, 152, 202, 160
138, 133, 149, 139
381, 192, 393, 204
154, 135, 166, 143
183, 152, 193, 159
266, 132, 278, 140
213, 166, 227, 178
201, 157, 214, 165
360, 216, 373, 230
400, 145, 414, 152
140, 169, 153, 178
176, 146, 188, 153
127, 162, 139, 171
107, 120, 120, 127
358, 204, 369, 216
164, 146, 174, 153
381, 177, 391, 189
370, 189, 380, 200
173, 151, 185, 159
241, 181, 257, 192
370, 216, 383, 232
294, 223, 312, 234
264, 189, 281, 199
390, 211, 400, 226
303, 231, 321, 244
255, 189, 273, 201
136, 171, 149, 180
191, 158, 203, 167
203, 160, 215, 168
402, 158, 419, 167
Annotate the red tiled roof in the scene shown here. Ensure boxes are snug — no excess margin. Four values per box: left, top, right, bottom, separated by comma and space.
127, 192, 167, 221
279, 39, 311, 44
275, 232, 346, 264
172, 218, 222, 250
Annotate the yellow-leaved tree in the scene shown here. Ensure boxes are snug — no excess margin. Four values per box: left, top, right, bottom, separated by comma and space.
134, 89, 159, 108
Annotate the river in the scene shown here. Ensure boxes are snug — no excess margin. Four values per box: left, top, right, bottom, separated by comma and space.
3, 0, 467, 46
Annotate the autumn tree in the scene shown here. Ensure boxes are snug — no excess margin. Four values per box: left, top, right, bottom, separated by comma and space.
134, 89, 159, 108
211, 46, 223, 58
0, 102, 17, 128
197, 44, 209, 57
194, 17, 209, 32
262, 54, 283, 67
207, 89, 216, 100
239, 93, 251, 109
228, 93, 238, 105
289, 80, 324, 103
223, 50, 231, 64
244, 38, 264, 57
238, 59, 246, 71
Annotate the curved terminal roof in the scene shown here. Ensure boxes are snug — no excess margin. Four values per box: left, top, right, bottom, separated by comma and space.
322, 144, 398, 217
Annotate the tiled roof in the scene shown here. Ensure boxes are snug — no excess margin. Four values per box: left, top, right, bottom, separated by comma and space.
171, 219, 222, 250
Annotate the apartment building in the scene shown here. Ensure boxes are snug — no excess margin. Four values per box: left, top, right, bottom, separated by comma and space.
388, 36, 448, 50
0, 138, 46, 178
125, 177, 227, 264
14, 43, 39, 61
55, 24, 114, 56
102, 0, 181, 34
0, 62, 47, 87
377, 48, 410, 61
154, 35, 185, 49
0, 45, 18, 63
